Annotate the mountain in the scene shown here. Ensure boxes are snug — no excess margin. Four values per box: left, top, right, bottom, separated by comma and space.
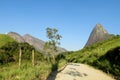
7, 32, 25, 43
57, 47, 67, 53
23, 34, 45, 52
85, 24, 110, 47
64, 35, 120, 79
0, 34, 44, 65
23, 34, 67, 53
7, 32, 66, 53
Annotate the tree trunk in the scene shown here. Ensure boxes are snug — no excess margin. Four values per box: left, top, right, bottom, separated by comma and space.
52, 55, 56, 64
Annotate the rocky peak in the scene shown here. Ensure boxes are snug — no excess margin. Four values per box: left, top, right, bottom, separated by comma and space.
93, 24, 108, 34
85, 24, 110, 47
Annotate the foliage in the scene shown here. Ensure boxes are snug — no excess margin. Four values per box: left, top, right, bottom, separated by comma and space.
0, 33, 67, 80
0, 34, 15, 48
44, 28, 62, 55
0, 41, 44, 65
93, 46, 120, 79
64, 36, 120, 79
44, 27, 62, 64
0, 61, 52, 80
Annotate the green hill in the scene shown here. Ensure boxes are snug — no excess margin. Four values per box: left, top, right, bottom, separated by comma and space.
63, 35, 120, 79
0, 34, 65, 80
0, 34, 120, 79
0, 34, 44, 64
0, 34, 16, 47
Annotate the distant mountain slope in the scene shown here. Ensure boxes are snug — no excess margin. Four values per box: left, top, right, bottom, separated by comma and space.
7, 32, 25, 43
57, 47, 67, 53
6, 32, 66, 53
23, 34, 45, 52
23, 34, 67, 53
85, 24, 110, 47
0, 34, 16, 47
0, 35, 44, 65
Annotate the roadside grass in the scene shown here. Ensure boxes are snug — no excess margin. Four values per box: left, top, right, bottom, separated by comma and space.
1, 34, 120, 79
0, 58, 67, 80
0, 61, 51, 80
64, 36, 120, 79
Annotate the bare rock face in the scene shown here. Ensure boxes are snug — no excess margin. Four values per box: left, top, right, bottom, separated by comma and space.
23, 34, 67, 53
7, 32, 25, 43
85, 24, 110, 47
23, 34, 45, 52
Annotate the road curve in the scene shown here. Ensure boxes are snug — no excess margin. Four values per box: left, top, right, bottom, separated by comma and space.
47, 63, 114, 80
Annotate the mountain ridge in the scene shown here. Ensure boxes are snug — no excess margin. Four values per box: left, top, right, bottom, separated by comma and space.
7, 32, 25, 43
23, 34, 45, 52
7, 32, 67, 54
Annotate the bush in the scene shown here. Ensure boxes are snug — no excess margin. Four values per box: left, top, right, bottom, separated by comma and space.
0, 42, 45, 65
92, 46, 120, 79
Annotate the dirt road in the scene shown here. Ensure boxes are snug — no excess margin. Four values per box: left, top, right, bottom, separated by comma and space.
47, 63, 114, 80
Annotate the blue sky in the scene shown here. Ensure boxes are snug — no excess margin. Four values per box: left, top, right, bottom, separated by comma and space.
0, 0, 120, 51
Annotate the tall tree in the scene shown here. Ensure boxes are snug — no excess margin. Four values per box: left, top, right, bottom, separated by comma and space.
44, 27, 62, 63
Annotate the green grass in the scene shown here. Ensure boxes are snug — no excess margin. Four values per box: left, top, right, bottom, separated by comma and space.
0, 58, 67, 80
0, 61, 52, 80
65, 36, 120, 63
64, 36, 120, 79
1, 33, 119, 79
0, 34, 15, 48
0, 33, 67, 80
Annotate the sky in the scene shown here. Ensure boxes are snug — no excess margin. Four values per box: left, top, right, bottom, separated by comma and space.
0, 0, 120, 51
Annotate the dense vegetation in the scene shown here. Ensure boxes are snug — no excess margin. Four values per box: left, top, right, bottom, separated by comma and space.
0, 34, 44, 64
0, 42, 45, 64
0, 34, 15, 48
63, 35, 120, 79
0, 34, 120, 79
0, 34, 66, 79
